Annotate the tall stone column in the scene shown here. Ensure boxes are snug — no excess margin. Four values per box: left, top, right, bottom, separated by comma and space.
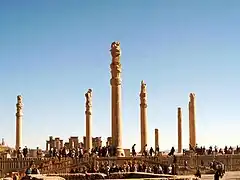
55, 138, 60, 150
110, 41, 124, 157
15, 95, 23, 150
177, 107, 182, 153
188, 101, 192, 149
140, 80, 148, 152
46, 141, 49, 151
189, 93, 196, 148
154, 128, 159, 150
189, 93, 197, 147
60, 140, 63, 148
85, 89, 93, 151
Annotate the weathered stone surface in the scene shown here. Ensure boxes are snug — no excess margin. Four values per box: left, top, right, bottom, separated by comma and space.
178, 107, 182, 153
16, 95, 23, 150
110, 41, 124, 157
189, 93, 196, 149
140, 80, 148, 152
85, 89, 93, 151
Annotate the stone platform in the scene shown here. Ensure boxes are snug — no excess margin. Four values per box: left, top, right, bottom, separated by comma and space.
201, 171, 240, 180
48, 172, 198, 180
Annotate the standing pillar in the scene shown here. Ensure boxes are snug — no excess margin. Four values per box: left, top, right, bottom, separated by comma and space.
177, 107, 182, 153
46, 141, 49, 151
85, 89, 93, 151
110, 41, 124, 157
60, 140, 63, 148
55, 138, 60, 150
15, 95, 23, 150
189, 93, 196, 149
190, 93, 196, 147
188, 101, 192, 149
140, 81, 148, 152
154, 129, 159, 150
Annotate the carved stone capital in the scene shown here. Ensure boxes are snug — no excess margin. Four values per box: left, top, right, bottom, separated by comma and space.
140, 103, 148, 108
110, 63, 122, 73
85, 111, 92, 115
140, 93, 147, 98
85, 89, 92, 114
110, 78, 122, 86
110, 41, 121, 58
16, 112, 23, 117
189, 93, 196, 101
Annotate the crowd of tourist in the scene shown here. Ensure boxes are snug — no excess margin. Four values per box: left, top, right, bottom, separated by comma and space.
46, 143, 175, 161
70, 161, 175, 175
2, 143, 231, 180
187, 144, 238, 155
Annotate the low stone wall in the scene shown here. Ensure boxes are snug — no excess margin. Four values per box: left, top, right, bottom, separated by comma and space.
1, 154, 240, 177
48, 172, 198, 180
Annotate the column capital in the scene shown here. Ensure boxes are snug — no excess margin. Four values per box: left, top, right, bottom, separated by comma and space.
85, 111, 92, 115
140, 103, 147, 108
189, 93, 196, 101
110, 78, 122, 86
110, 41, 121, 58
85, 89, 92, 109
16, 113, 23, 117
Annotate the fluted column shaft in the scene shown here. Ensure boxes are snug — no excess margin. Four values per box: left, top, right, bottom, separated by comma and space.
46, 141, 49, 151
85, 89, 93, 151
140, 81, 148, 152
110, 41, 124, 157
189, 93, 196, 148
155, 128, 159, 150
16, 95, 23, 150
178, 107, 182, 153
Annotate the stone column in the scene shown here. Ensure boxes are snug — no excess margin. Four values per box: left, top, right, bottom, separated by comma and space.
15, 95, 23, 150
46, 141, 49, 151
154, 129, 159, 150
140, 81, 148, 152
188, 101, 192, 149
60, 140, 63, 148
110, 41, 124, 157
55, 138, 60, 150
85, 89, 93, 151
177, 107, 182, 153
189, 93, 196, 148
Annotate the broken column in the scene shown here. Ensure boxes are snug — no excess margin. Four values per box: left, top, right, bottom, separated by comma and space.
15, 95, 23, 150
46, 141, 49, 151
110, 41, 124, 157
140, 80, 148, 152
60, 140, 63, 148
55, 138, 60, 150
85, 89, 93, 151
177, 107, 182, 153
189, 93, 196, 149
155, 128, 159, 150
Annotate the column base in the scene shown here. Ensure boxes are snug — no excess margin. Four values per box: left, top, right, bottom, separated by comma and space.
116, 147, 125, 157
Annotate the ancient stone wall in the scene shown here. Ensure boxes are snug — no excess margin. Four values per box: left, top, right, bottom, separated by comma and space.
1, 154, 240, 177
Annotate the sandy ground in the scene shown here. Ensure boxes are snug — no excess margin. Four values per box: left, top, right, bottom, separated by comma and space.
200, 171, 240, 180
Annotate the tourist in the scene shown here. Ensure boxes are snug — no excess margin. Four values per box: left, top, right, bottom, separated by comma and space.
149, 147, 154, 156
22, 146, 28, 158
158, 165, 163, 174
214, 169, 221, 180
12, 173, 19, 180
31, 165, 40, 174
17, 147, 22, 158
194, 168, 201, 178
155, 145, 159, 156
131, 144, 136, 156
143, 144, 148, 156
167, 164, 172, 174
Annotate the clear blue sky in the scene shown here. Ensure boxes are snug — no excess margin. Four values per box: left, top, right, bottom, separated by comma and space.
0, 1, 240, 151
